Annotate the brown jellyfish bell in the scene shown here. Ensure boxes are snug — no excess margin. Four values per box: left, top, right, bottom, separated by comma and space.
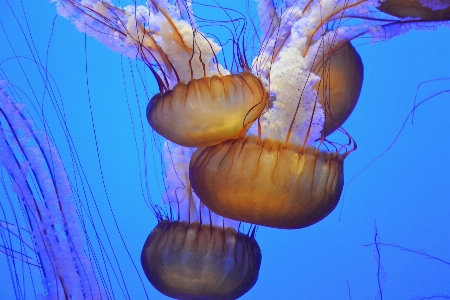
189, 135, 344, 229
147, 71, 269, 147
141, 220, 261, 300
313, 42, 364, 136
141, 142, 261, 299
378, 0, 450, 20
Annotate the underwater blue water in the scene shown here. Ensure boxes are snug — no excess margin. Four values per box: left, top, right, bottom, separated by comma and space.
1, 1, 449, 299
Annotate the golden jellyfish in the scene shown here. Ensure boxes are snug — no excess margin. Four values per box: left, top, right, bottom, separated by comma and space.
190, 135, 344, 229
147, 72, 268, 147
378, 0, 450, 20
140, 143, 261, 299
141, 221, 261, 299
68, 0, 269, 148
136, 1, 268, 148
189, 0, 370, 229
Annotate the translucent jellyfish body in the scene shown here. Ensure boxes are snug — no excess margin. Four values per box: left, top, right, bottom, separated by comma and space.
137, 140, 262, 299
189, 135, 344, 229
378, 0, 450, 20
147, 72, 268, 147
141, 220, 261, 299
314, 42, 364, 136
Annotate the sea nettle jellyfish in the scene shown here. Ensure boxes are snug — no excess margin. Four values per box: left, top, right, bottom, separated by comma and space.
187, 0, 372, 229
141, 144, 261, 299
56, 0, 269, 148
188, 0, 445, 229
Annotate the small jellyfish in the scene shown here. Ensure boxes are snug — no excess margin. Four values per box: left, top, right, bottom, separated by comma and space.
141, 220, 261, 299
141, 142, 261, 299
378, 0, 450, 20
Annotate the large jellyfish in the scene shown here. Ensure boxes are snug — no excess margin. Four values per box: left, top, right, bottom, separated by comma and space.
1, 0, 450, 299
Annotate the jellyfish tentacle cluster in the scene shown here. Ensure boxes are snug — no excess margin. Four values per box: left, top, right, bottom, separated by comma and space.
0, 83, 104, 299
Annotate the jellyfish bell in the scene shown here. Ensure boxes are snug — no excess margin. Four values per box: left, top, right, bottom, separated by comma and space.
140, 141, 262, 299
147, 71, 268, 147
313, 42, 364, 137
378, 0, 450, 20
141, 220, 261, 300
189, 135, 344, 229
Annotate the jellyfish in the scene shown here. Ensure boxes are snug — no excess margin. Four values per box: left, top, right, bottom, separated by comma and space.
378, 0, 450, 20
189, 0, 408, 229
313, 42, 364, 136
2, 0, 450, 299
140, 142, 261, 299
54, 0, 269, 148
147, 72, 268, 147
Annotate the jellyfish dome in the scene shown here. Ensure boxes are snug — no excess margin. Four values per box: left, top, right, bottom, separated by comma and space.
141, 220, 261, 299
313, 42, 364, 136
147, 72, 268, 147
141, 141, 261, 299
190, 135, 344, 229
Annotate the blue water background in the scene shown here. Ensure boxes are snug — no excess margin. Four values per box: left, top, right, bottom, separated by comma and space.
1, 1, 449, 299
